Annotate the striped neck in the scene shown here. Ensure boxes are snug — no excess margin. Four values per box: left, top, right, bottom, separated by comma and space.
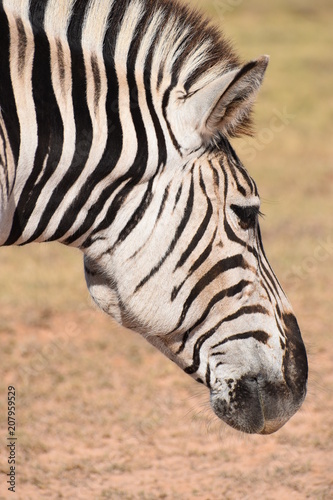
0, 0, 237, 246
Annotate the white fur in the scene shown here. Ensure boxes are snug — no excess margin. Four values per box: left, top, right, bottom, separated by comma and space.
2, 0, 38, 243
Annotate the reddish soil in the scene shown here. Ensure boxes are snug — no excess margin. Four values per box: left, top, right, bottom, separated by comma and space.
0, 307, 332, 499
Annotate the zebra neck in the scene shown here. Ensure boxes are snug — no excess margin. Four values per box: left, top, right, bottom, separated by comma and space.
0, 0, 237, 247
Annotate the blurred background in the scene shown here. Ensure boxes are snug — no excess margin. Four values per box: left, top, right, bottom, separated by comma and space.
0, 0, 332, 498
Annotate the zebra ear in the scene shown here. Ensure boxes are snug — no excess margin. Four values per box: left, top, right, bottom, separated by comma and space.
182, 56, 269, 146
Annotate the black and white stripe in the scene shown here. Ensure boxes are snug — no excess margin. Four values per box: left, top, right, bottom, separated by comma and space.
0, 0, 307, 435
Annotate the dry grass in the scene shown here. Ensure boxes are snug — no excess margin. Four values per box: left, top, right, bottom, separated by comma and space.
1, 0, 333, 498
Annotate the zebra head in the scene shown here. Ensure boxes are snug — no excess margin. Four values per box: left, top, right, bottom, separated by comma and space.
85, 56, 307, 435
0, 0, 307, 436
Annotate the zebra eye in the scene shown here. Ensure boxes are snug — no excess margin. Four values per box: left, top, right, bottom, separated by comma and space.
230, 204, 260, 230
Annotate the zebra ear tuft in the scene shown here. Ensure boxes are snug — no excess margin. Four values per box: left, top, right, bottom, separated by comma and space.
183, 56, 269, 147
204, 56, 269, 143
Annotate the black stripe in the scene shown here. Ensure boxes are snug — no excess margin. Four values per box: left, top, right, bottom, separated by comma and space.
177, 280, 251, 331
0, 7, 20, 167
224, 217, 248, 247
188, 298, 268, 346
188, 228, 217, 275
159, 27, 193, 156
5, 14, 65, 246
221, 304, 268, 324
66, 0, 87, 48
45, 1, 140, 245
274, 310, 285, 338
82, 179, 132, 248
124, 17, 149, 181
229, 161, 247, 197
64, 10, 123, 246
173, 184, 183, 210
204, 281, 253, 332
258, 257, 282, 304
170, 227, 217, 301
185, 329, 269, 376
159, 22, 197, 153
28, 14, 93, 243
128, 183, 171, 261
162, 86, 182, 155
81, 12, 151, 246
176, 280, 251, 353
256, 225, 284, 299
135, 173, 195, 291
112, 178, 154, 248
219, 137, 254, 193
221, 162, 258, 253
0, 122, 10, 196
258, 276, 277, 318
184, 325, 222, 375
205, 363, 211, 388
211, 330, 269, 350
221, 161, 248, 247
196, 305, 269, 358
222, 60, 257, 97
157, 184, 170, 222
237, 163, 256, 194
29, 0, 48, 30
143, 31, 167, 173
174, 170, 213, 270
211, 351, 226, 357
174, 255, 250, 330
229, 157, 254, 195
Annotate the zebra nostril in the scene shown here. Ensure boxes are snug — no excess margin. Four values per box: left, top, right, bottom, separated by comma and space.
244, 374, 263, 386
211, 373, 300, 435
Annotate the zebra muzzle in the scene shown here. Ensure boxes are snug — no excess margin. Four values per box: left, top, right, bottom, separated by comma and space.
210, 373, 307, 435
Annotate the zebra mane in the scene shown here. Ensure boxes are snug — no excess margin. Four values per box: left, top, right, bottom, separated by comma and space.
119, 0, 241, 87
12, 0, 253, 137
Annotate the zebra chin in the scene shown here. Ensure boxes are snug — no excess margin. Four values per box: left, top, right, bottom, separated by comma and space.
210, 376, 307, 435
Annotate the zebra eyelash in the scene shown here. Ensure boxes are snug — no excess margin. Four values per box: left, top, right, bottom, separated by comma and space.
230, 204, 264, 230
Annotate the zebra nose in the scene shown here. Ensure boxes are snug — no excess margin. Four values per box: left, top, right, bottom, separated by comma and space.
211, 376, 265, 434
210, 375, 305, 435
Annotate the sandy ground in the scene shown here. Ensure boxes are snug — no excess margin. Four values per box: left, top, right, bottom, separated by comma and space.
0, 305, 332, 500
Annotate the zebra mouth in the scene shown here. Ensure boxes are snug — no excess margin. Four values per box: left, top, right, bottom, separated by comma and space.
210, 375, 307, 435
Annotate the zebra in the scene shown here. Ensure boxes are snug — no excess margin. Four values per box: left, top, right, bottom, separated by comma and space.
0, 0, 307, 435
